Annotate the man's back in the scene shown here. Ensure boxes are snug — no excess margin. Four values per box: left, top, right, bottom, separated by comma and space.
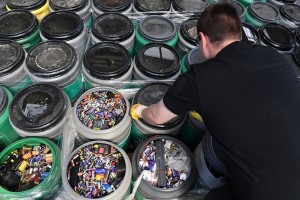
193, 42, 300, 200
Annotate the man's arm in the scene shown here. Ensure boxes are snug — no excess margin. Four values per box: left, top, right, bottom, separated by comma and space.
141, 99, 177, 125
131, 99, 177, 125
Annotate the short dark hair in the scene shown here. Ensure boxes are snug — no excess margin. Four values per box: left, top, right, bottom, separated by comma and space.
197, 3, 242, 44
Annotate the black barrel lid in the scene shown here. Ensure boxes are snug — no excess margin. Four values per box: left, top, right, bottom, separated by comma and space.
279, 4, 300, 25
136, 43, 180, 79
173, 0, 208, 12
218, 0, 245, 18
241, 23, 259, 46
0, 87, 8, 115
138, 15, 176, 42
10, 84, 68, 132
259, 23, 295, 52
92, 13, 133, 42
0, 40, 25, 77
134, 0, 171, 12
180, 17, 198, 46
186, 47, 205, 70
7, 0, 47, 10
26, 41, 77, 78
40, 11, 84, 40
83, 42, 131, 79
232, 0, 245, 18
93, 0, 131, 12
275, 0, 296, 3
0, 10, 38, 40
133, 82, 184, 129
248, 2, 279, 23
49, 0, 88, 11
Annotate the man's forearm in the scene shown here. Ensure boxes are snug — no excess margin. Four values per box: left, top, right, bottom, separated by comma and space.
141, 100, 177, 125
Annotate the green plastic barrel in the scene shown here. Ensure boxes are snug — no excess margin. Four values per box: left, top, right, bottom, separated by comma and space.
0, 40, 32, 95
179, 111, 207, 151
73, 87, 132, 149
131, 135, 196, 199
25, 40, 84, 102
49, 0, 92, 29
131, 83, 186, 146
83, 42, 133, 90
181, 47, 205, 74
90, 13, 135, 58
0, 137, 61, 199
238, 0, 266, 7
0, 87, 21, 151
62, 140, 132, 199
9, 84, 71, 141
0, 10, 41, 52
245, 2, 279, 29
135, 15, 178, 52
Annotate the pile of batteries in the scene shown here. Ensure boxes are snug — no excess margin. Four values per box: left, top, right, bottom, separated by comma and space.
0, 145, 52, 191
67, 143, 126, 198
76, 90, 127, 130
139, 139, 190, 188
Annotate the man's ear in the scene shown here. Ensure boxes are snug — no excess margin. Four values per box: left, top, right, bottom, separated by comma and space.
199, 32, 207, 48
198, 32, 210, 60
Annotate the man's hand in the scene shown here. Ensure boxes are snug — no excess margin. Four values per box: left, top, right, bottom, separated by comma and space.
130, 104, 147, 120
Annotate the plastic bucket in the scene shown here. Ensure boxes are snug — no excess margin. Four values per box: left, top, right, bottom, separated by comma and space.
0, 0, 6, 10
241, 22, 260, 46
73, 87, 131, 149
49, 0, 92, 29
9, 84, 71, 140
181, 47, 204, 74
194, 140, 228, 190
0, 86, 20, 151
179, 111, 207, 151
170, 0, 208, 22
0, 137, 61, 199
6, 0, 49, 21
83, 42, 133, 90
0, 40, 32, 95
25, 40, 84, 102
238, 0, 266, 7
135, 15, 178, 52
132, 0, 171, 20
90, 13, 135, 57
131, 83, 186, 145
295, 27, 300, 47
62, 140, 132, 199
278, 4, 300, 30
92, 0, 132, 18
216, 0, 246, 22
0, 10, 41, 52
283, 47, 300, 78
40, 11, 88, 61
175, 17, 198, 57
267, 0, 295, 8
133, 43, 181, 82
132, 135, 196, 199
259, 22, 296, 53
245, 2, 280, 28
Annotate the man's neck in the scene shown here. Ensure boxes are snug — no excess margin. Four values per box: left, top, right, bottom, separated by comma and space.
213, 39, 240, 57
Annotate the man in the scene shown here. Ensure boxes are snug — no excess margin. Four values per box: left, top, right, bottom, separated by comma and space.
131, 3, 300, 200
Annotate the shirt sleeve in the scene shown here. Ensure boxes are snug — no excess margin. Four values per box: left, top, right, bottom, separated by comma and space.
163, 71, 201, 116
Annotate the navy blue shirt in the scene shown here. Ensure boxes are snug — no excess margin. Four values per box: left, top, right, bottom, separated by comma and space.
164, 42, 300, 200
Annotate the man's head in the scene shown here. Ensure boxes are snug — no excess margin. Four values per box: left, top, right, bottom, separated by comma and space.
197, 3, 242, 60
